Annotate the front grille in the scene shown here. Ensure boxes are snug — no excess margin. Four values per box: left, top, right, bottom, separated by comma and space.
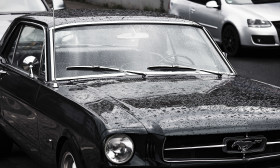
272, 21, 280, 42
163, 131, 280, 162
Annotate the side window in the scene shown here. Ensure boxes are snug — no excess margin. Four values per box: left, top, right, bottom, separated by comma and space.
12, 25, 45, 76
2, 25, 22, 64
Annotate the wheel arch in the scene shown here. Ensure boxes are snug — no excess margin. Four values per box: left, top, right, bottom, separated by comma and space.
56, 130, 84, 167
221, 22, 240, 42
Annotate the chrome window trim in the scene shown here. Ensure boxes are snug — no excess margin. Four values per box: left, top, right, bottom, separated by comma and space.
6, 21, 47, 81
52, 71, 208, 81
50, 21, 236, 81
202, 27, 236, 75
50, 21, 199, 29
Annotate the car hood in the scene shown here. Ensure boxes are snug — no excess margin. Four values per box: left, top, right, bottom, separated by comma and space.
237, 3, 280, 21
57, 76, 280, 136
0, 15, 21, 40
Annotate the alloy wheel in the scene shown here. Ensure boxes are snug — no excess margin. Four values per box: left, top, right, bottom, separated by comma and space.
61, 152, 77, 168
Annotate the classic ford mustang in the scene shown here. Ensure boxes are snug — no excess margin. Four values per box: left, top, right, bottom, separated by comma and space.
0, 9, 280, 168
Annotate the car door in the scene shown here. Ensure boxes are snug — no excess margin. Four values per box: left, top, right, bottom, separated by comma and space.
0, 22, 46, 160
189, 0, 222, 40
170, 0, 191, 19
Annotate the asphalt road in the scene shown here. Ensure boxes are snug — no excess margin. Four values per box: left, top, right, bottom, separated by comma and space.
228, 48, 280, 87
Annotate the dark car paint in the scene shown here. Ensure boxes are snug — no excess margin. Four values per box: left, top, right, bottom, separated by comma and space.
0, 10, 280, 168
58, 75, 280, 136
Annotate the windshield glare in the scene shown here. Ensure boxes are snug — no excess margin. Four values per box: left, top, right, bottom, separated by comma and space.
55, 24, 231, 79
0, 0, 47, 13
225, 0, 280, 4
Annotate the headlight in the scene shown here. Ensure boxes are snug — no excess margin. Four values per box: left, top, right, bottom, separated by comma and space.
247, 19, 271, 28
105, 134, 134, 164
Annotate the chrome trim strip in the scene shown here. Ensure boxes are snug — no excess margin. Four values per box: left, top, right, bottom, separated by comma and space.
164, 141, 280, 151
165, 144, 225, 151
163, 140, 280, 163
50, 28, 55, 81
251, 79, 280, 90
50, 21, 199, 29
267, 141, 280, 145
199, 22, 218, 30
53, 70, 201, 81
164, 153, 280, 163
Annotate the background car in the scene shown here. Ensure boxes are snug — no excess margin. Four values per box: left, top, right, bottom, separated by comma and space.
0, 0, 65, 47
169, 0, 280, 56
0, 9, 280, 168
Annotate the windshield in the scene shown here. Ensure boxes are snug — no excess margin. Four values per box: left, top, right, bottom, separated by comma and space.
0, 0, 47, 13
55, 24, 232, 79
225, 0, 280, 4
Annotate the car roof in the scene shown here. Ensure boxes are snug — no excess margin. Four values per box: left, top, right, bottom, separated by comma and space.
17, 9, 200, 28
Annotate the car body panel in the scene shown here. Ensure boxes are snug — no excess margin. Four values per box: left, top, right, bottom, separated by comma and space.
54, 76, 280, 136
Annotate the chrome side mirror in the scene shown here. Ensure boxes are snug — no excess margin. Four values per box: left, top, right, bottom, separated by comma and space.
22, 56, 39, 78
52, 0, 65, 10
206, 1, 219, 8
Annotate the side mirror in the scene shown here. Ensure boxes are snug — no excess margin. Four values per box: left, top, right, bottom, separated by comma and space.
22, 56, 39, 78
206, 1, 220, 9
52, 0, 65, 10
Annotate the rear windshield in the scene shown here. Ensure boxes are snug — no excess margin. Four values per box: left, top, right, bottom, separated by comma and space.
0, 0, 47, 13
226, 0, 280, 4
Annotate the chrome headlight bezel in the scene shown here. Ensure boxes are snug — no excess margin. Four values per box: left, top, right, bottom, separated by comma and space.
104, 134, 134, 164
247, 19, 272, 28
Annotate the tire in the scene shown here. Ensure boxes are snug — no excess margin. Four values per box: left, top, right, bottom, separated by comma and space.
58, 141, 84, 168
0, 130, 13, 156
222, 25, 241, 57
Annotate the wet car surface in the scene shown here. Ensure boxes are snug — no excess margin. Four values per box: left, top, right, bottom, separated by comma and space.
0, 9, 280, 168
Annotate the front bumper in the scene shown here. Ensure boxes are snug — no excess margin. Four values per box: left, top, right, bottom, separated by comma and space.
239, 23, 280, 47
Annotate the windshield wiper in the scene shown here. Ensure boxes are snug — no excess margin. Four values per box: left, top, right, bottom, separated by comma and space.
66, 66, 147, 78
147, 65, 223, 79
147, 65, 196, 71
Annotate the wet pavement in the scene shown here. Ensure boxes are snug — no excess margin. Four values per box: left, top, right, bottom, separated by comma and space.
229, 48, 280, 87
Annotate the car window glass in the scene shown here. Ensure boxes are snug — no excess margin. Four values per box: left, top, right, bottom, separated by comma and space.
2, 25, 22, 64
13, 25, 44, 76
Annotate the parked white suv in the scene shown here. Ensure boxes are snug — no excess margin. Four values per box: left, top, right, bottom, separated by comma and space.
169, 0, 280, 56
